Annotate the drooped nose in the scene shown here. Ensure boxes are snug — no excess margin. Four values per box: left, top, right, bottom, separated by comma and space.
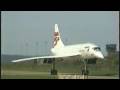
95, 52, 104, 59
98, 53, 104, 59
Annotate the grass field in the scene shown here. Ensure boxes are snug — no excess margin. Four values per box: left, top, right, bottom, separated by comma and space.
1, 60, 119, 79
2, 74, 57, 79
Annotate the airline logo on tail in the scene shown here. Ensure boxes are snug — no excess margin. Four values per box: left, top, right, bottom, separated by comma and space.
53, 24, 64, 48
53, 32, 60, 47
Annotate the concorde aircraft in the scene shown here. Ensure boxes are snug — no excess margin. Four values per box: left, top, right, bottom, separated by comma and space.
12, 24, 104, 63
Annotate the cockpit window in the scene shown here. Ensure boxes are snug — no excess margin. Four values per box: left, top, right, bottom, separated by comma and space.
93, 47, 101, 51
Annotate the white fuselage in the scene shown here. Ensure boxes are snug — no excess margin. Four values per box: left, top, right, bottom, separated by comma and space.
51, 43, 104, 59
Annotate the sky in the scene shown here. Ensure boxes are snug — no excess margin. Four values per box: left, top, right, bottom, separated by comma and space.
1, 11, 119, 56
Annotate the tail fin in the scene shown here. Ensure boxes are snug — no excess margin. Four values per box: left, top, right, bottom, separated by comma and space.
53, 24, 64, 48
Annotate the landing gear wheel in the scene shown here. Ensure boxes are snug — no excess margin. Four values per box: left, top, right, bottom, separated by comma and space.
82, 69, 89, 75
51, 69, 58, 75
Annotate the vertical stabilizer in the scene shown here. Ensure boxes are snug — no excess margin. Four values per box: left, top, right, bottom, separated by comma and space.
53, 24, 64, 48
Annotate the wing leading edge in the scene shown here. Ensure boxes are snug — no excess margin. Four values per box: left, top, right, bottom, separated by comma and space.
11, 53, 80, 63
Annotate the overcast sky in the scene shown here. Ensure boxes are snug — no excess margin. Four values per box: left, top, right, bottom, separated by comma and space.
1, 11, 119, 56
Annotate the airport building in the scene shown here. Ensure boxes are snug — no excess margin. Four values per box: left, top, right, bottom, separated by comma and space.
106, 44, 116, 55
106, 44, 118, 58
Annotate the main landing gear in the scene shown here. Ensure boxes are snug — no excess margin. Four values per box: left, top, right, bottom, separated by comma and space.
51, 58, 58, 75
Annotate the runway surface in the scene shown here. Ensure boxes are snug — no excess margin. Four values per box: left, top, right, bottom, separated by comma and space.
58, 75, 119, 79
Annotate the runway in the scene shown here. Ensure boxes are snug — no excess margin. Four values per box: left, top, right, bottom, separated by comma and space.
58, 75, 119, 79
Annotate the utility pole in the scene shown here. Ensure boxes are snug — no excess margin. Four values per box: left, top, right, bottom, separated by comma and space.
44, 41, 47, 55
36, 42, 39, 56
34, 42, 38, 65
25, 43, 28, 56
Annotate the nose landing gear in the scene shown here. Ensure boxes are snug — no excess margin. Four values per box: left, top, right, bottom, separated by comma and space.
81, 59, 89, 79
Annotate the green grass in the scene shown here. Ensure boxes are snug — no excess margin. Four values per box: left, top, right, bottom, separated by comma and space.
1, 58, 119, 79
1, 75, 58, 79
1, 63, 52, 72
